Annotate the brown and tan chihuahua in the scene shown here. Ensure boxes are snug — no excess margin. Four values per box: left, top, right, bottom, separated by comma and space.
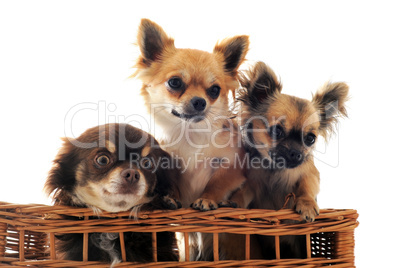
222, 61, 349, 259
44, 123, 180, 263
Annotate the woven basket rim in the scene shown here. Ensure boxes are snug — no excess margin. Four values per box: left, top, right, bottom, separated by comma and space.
0, 201, 358, 220
0, 201, 359, 235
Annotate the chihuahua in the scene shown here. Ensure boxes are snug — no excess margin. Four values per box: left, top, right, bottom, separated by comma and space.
222, 61, 349, 259
134, 18, 249, 261
134, 18, 249, 210
44, 123, 180, 263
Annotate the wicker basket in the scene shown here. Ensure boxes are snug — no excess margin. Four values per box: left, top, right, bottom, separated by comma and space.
0, 201, 358, 267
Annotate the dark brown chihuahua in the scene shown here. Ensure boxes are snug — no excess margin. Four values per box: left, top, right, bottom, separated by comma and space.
44, 123, 181, 263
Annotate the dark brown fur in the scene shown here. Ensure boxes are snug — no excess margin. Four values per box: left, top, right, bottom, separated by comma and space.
44, 123, 180, 263
221, 61, 349, 259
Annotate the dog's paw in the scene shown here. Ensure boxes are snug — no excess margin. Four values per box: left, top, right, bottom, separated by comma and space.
218, 200, 238, 208
295, 198, 319, 222
162, 196, 182, 210
191, 198, 218, 211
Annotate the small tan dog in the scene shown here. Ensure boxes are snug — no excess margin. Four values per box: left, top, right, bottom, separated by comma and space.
134, 19, 249, 260
134, 19, 249, 210
221, 61, 349, 259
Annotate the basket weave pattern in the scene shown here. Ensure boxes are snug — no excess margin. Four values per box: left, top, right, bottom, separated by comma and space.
0, 202, 358, 267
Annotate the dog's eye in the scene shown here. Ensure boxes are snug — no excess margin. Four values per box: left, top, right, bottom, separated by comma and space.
304, 133, 316, 146
269, 125, 285, 139
207, 85, 221, 99
167, 77, 184, 90
141, 158, 153, 170
96, 155, 110, 166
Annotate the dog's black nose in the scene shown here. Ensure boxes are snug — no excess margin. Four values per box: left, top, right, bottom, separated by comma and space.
191, 97, 206, 111
121, 169, 140, 183
289, 149, 303, 162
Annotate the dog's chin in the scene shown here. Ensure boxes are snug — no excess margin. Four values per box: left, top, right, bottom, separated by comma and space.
269, 155, 302, 170
99, 192, 149, 212
74, 185, 149, 213
74, 195, 142, 213
273, 160, 300, 169
171, 109, 205, 123
102, 184, 138, 196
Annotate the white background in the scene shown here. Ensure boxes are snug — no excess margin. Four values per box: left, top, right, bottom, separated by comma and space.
1, 1, 401, 266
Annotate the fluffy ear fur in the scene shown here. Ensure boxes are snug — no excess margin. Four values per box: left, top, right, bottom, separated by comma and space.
136, 18, 175, 66
44, 138, 78, 205
238, 61, 282, 110
312, 82, 349, 139
213, 35, 249, 75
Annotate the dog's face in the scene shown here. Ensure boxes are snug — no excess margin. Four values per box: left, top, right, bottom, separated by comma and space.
134, 19, 249, 125
239, 62, 349, 169
248, 96, 321, 169
45, 123, 174, 212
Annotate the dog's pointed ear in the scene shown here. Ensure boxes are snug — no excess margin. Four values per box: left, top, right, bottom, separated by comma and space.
214, 35, 249, 75
137, 18, 175, 66
312, 82, 349, 139
239, 61, 282, 108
